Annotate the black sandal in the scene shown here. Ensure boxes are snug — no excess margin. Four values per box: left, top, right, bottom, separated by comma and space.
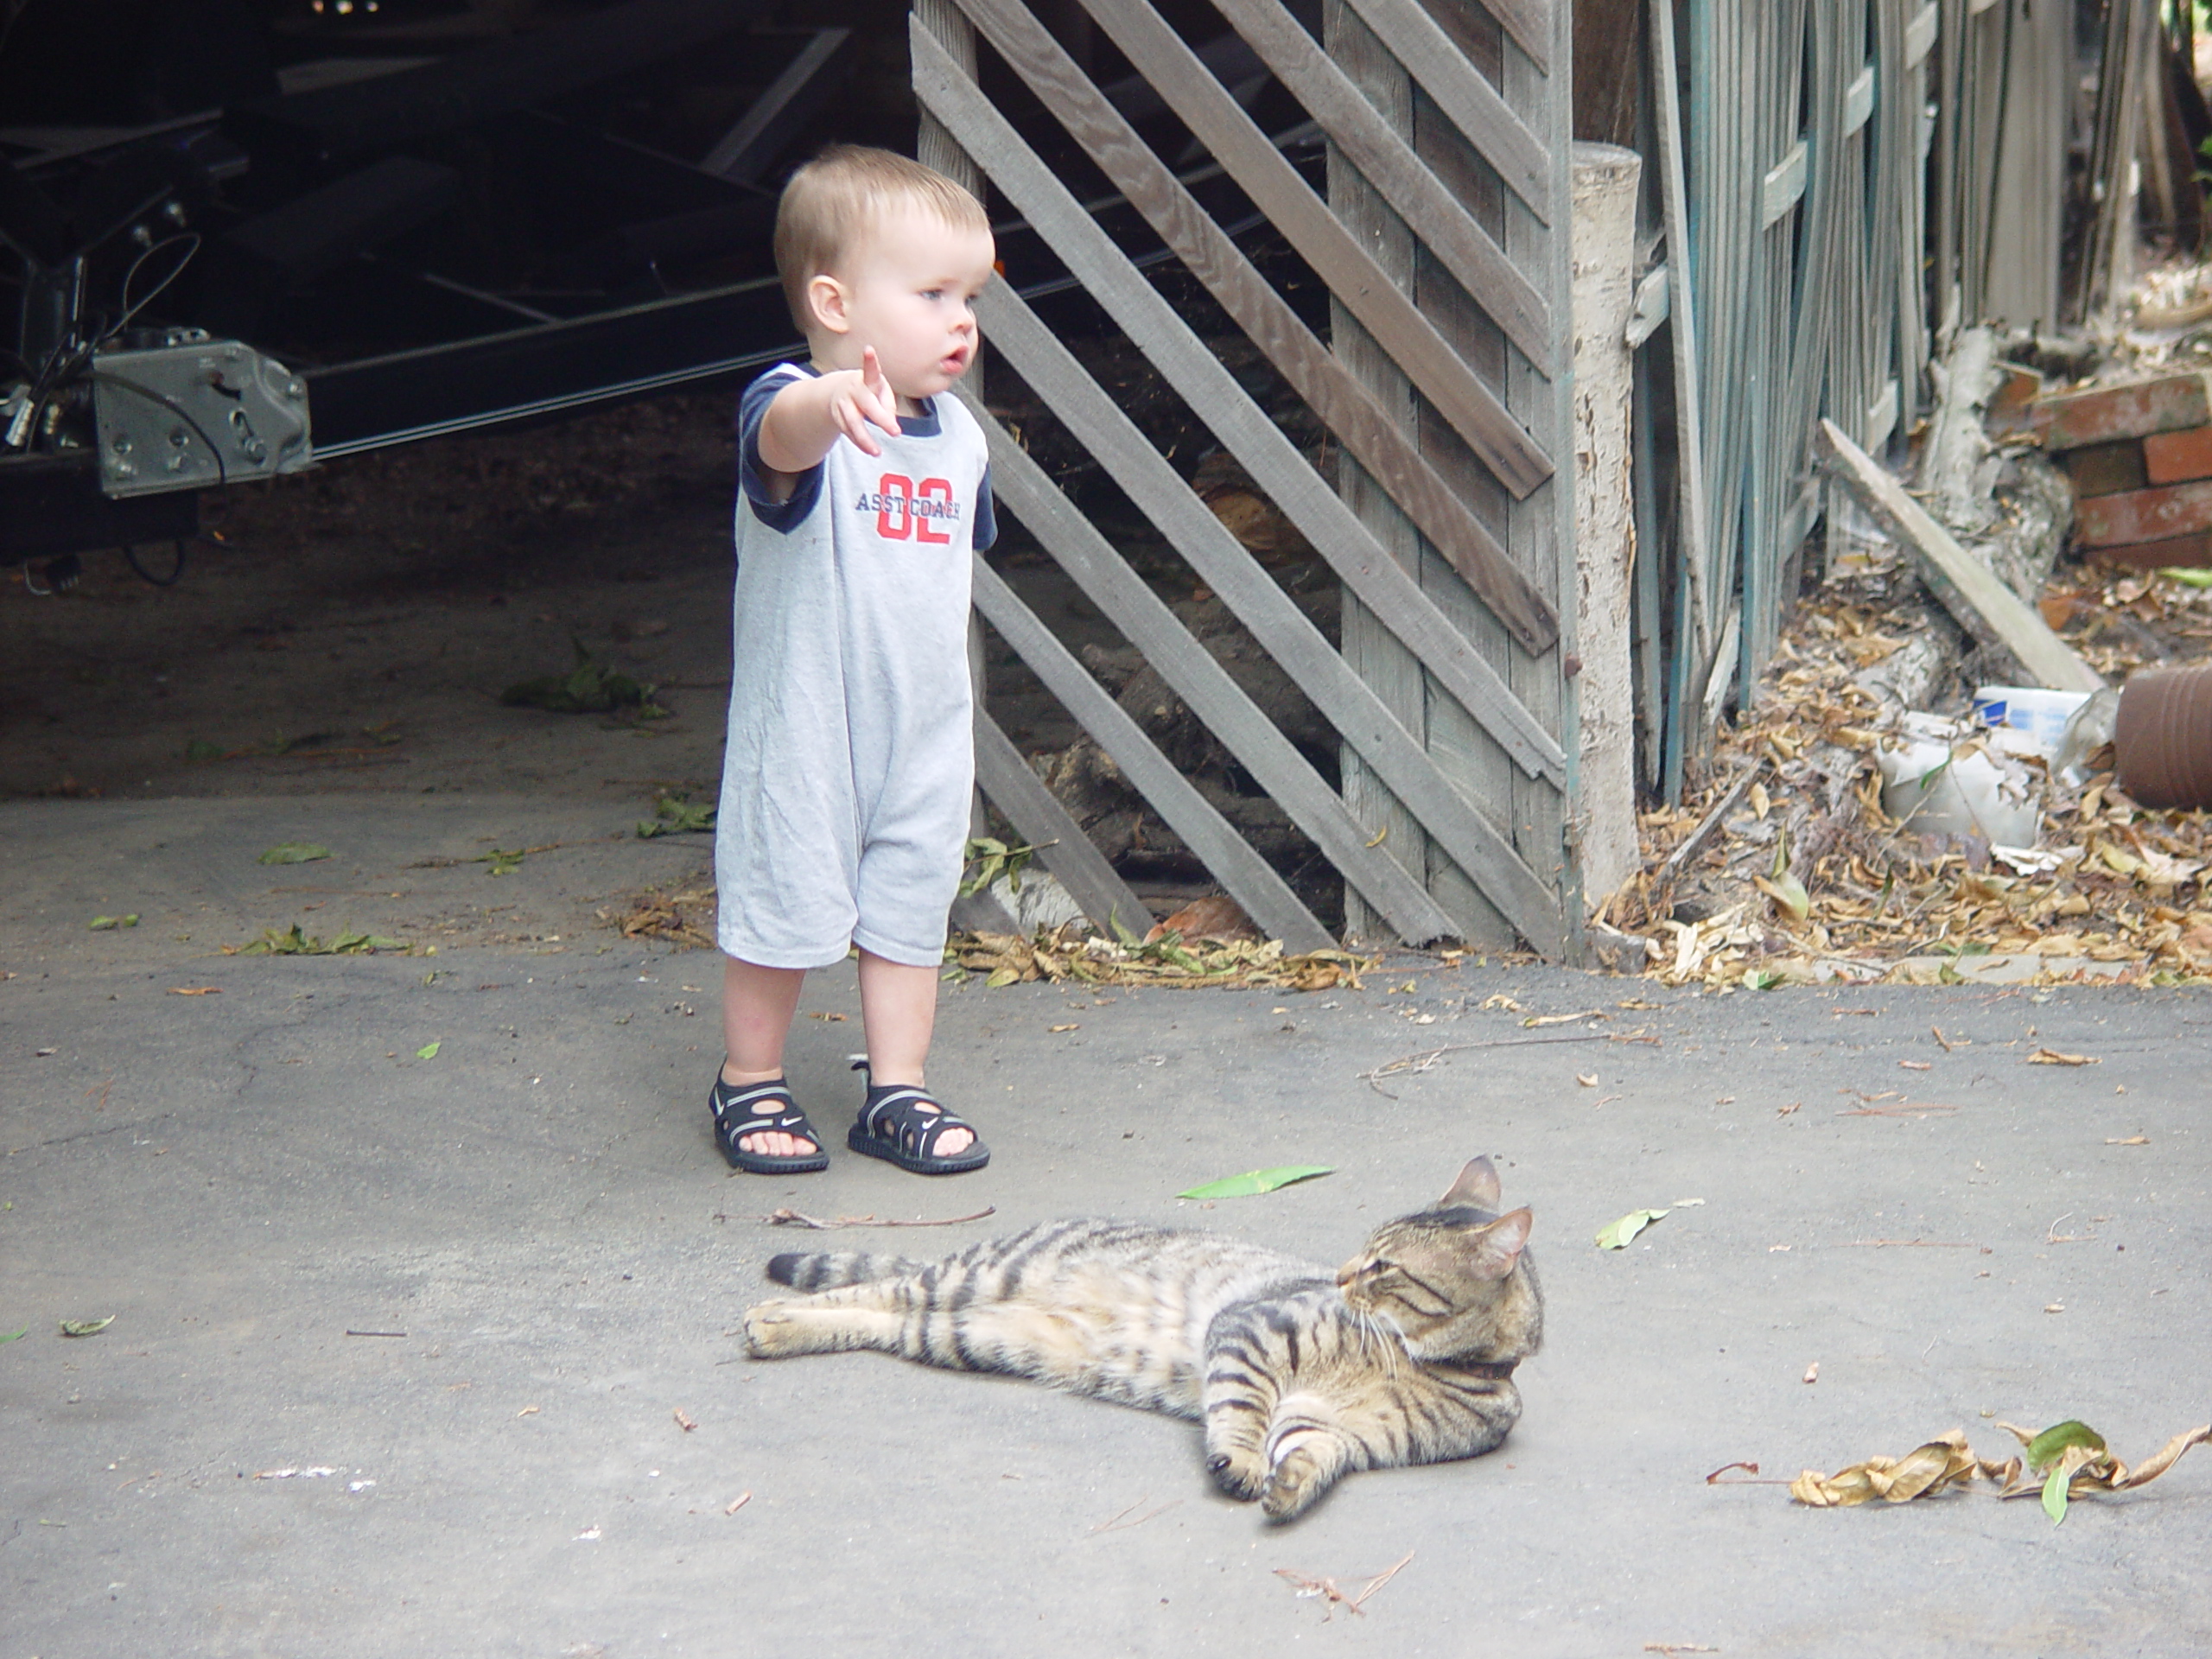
845, 1058, 989, 1175
709, 1071, 829, 1175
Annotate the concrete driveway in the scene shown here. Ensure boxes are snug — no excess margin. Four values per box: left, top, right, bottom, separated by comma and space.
4, 795, 2208, 1656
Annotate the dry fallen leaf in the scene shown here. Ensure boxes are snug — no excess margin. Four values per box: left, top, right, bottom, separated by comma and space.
1576, 1072, 1599, 1087
167, 986, 220, 995
1898, 1059, 1933, 1071
1790, 1429, 2018, 1507
516, 1405, 541, 1418
1803, 1362, 1820, 1384
673, 1408, 696, 1433
2028, 1049, 2100, 1066
1049, 1023, 1079, 1033
2107, 1135, 2149, 1146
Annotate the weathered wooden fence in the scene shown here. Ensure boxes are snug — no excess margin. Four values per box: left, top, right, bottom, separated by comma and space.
913, 0, 1581, 954
1636, 0, 2078, 799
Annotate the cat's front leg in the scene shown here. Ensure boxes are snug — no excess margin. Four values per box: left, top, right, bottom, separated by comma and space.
1260, 1401, 1360, 1522
1201, 1374, 1275, 1500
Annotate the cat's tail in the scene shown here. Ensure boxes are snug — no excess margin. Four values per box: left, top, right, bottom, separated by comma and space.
766, 1249, 923, 1290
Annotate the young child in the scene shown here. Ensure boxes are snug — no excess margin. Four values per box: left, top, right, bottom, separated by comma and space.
708, 144, 998, 1179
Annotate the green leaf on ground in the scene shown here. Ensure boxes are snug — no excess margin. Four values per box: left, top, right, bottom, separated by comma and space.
257, 842, 331, 865
237, 925, 405, 957
1595, 1208, 1669, 1249
416, 1041, 441, 1060
637, 793, 715, 839
59, 1317, 114, 1338
1178, 1166, 1333, 1200
2042, 1464, 2072, 1525
88, 914, 139, 931
0, 1328, 27, 1344
184, 739, 224, 761
2024, 1420, 2107, 1472
502, 637, 655, 715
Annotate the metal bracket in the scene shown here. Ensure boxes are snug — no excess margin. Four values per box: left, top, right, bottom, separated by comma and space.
92, 335, 311, 497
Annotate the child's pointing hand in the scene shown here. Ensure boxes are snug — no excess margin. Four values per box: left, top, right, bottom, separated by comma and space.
826, 346, 902, 457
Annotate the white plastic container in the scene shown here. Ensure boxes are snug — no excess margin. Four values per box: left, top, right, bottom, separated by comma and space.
1875, 712, 2042, 845
1971, 685, 2095, 753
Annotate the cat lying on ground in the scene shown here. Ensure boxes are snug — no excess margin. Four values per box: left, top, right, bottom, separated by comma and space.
743, 1156, 1541, 1519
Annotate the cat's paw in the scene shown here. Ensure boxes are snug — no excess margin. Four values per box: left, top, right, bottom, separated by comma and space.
1205, 1446, 1268, 1502
1260, 1446, 1326, 1522
741, 1300, 799, 1357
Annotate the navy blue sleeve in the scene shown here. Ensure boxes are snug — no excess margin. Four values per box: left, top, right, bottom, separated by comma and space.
735, 366, 823, 535
974, 462, 997, 553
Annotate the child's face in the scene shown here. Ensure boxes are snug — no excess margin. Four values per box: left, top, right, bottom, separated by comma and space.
808, 205, 996, 405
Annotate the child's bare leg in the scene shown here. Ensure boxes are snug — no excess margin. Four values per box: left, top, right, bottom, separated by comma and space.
720, 955, 811, 1158
855, 950, 969, 1158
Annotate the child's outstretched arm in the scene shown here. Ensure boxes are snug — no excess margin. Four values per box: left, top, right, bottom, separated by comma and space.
757, 346, 902, 480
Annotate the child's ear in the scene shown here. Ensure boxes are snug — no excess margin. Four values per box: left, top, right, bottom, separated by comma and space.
807, 273, 852, 336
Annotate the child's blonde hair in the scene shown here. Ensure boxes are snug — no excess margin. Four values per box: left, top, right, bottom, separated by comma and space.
774, 145, 989, 333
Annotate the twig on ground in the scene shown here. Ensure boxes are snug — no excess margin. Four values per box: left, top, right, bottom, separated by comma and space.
1839, 1238, 1978, 1249
1274, 1550, 1414, 1619
1090, 1497, 1180, 1534
760, 1206, 997, 1230
724, 1491, 751, 1515
1704, 1460, 1760, 1483
1836, 1103, 1959, 1118
1358, 1033, 1607, 1097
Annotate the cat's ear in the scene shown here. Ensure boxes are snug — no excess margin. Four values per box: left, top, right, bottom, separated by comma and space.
1467, 1207, 1532, 1280
1440, 1156, 1502, 1211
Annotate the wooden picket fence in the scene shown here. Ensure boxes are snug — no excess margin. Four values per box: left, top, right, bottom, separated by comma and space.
914, 0, 1581, 954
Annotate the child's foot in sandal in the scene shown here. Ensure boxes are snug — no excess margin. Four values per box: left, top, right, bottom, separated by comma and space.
846, 1058, 988, 1175
710, 1069, 829, 1174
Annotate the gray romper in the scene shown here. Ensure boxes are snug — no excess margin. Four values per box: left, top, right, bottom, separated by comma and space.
715, 363, 995, 969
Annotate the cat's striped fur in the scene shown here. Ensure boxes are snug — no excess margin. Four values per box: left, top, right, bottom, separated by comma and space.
742, 1157, 1541, 1519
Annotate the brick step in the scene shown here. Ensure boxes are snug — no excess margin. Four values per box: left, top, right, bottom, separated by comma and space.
2086, 530, 2212, 570
2061, 438, 2147, 497
2075, 478, 2212, 547
2145, 425, 2212, 486
2035, 369, 2212, 450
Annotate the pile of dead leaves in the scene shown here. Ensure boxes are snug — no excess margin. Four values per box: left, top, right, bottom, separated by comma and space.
1608, 577, 2212, 988
1791, 1421, 2210, 1524
601, 885, 717, 951
947, 925, 1374, 992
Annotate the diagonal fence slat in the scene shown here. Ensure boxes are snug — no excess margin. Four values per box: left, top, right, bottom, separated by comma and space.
948, 0, 1554, 651
912, 19, 1566, 784
1338, 0, 1553, 222
975, 289, 1562, 945
972, 709, 1151, 936
970, 401, 1465, 945
1482, 0, 1554, 75
1044, 0, 1551, 498
1205, 0, 1552, 365
969, 558, 1338, 952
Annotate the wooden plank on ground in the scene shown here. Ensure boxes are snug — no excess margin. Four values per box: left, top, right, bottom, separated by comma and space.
976, 294, 1561, 945
969, 560, 1338, 952
950, 0, 1554, 650
971, 709, 1152, 936
974, 410, 1463, 945
911, 28, 1567, 784
1817, 418, 2105, 693
1045, 0, 1552, 496
1205, 0, 1551, 360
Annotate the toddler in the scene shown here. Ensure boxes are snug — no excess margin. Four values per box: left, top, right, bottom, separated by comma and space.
709, 145, 998, 1178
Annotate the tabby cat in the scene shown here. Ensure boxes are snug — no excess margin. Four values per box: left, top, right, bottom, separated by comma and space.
742, 1157, 1541, 1520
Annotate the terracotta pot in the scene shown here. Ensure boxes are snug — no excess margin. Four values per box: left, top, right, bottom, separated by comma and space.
2114, 662, 2212, 809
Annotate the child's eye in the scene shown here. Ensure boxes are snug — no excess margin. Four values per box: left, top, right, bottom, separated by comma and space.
919, 288, 944, 301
